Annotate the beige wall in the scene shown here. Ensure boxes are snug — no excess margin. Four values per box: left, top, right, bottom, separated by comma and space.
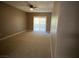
0, 2, 27, 38
26, 12, 51, 32
53, 2, 79, 57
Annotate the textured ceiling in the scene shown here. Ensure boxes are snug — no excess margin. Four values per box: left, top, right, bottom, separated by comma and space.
4, 1, 54, 12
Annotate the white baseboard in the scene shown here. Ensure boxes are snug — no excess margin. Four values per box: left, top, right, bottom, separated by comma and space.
0, 30, 26, 40
49, 34, 53, 58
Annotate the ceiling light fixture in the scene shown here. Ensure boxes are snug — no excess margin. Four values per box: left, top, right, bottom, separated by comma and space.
29, 5, 34, 11
26, 2, 37, 11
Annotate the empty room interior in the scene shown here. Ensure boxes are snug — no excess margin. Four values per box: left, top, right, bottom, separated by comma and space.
0, 1, 79, 58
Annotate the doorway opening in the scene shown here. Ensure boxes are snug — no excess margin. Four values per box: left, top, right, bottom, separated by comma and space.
33, 16, 46, 32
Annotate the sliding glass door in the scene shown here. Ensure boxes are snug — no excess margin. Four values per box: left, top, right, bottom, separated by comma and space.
33, 16, 46, 32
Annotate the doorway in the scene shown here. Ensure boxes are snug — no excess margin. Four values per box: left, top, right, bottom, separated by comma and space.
33, 16, 46, 32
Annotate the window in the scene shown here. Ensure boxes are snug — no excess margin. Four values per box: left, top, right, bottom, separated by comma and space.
33, 16, 46, 32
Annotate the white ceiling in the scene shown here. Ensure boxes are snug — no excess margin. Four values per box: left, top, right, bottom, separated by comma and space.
4, 1, 54, 12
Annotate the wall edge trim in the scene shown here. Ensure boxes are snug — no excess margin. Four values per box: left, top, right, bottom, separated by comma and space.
0, 30, 26, 40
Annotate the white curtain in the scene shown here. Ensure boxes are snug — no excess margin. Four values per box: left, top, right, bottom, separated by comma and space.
33, 16, 46, 32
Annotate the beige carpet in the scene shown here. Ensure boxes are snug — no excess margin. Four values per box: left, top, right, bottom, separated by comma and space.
0, 31, 51, 58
